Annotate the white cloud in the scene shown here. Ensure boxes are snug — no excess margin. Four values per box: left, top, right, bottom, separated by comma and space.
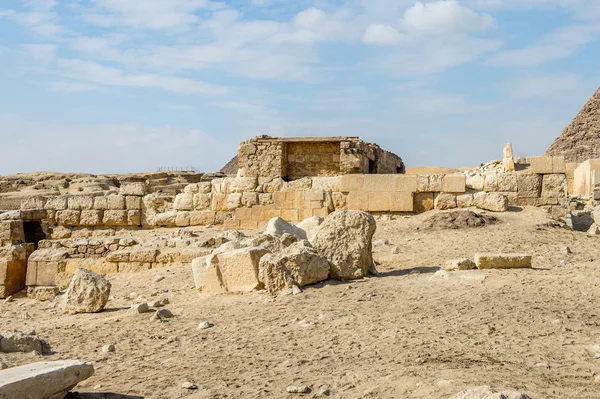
502, 72, 583, 99
362, 24, 405, 45
49, 81, 97, 92
20, 43, 56, 61
401, 0, 496, 33
486, 23, 600, 67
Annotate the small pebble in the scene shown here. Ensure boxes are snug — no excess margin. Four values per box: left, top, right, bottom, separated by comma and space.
151, 308, 174, 321
154, 275, 165, 283
286, 385, 311, 394
198, 321, 214, 330
102, 344, 116, 353
182, 381, 198, 390
131, 303, 149, 314
292, 285, 302, 295
4, 296, 13, 303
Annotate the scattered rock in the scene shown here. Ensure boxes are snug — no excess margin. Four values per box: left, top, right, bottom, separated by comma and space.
182, 381, 198, 390
296, 216, 324, 242
312, 210, 377, 280
27, 286, 60, 302
474, 253, 532, 269
61, 268, 111, 315
102, 344, 115, 353
421, 210, 498, 230
391, 246, 401, 255
286, 385, 311, 394
151, 309, 174, 322
561, 246, 572, 255
317, 388, 331, 396
154, 275, 165, 283
198, 321, 214, 330
474, 192, 509, 212
131, 303, 149, 314
444, 258, 477, 271
265, 217, 307, 241
0, 360, 95, 399
4, 296, 13, 303
0, 330, 43, 353
292, 285, 302, 295
588, 223, 600, 235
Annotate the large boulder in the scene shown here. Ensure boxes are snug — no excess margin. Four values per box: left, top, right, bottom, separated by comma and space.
296, 216, 324, 243
474, 192, 509, 212
61, 268, 111, 315
258, 241, 330, 295
0, 330, 43, 353
192, 247, 269, 294
0, 360, 94, 399
265, 217, 307, 241
312, 210, 377, 280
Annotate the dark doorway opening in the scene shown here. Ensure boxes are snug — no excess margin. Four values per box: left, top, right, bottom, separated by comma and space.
23, 221, 46, 249
368, 159, 376, 174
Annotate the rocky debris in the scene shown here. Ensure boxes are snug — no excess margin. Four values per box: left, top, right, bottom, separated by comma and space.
296, 216, 324, 242
198, 321, 214, 330
0, 361, 7, 370
192, 247, 269, 294
421, 210, 498, 230
102, 344, 115, 353
286, 385, 311, 394
474, 254, 532, 269
503, 142, 515, 172
151, 308, 174, 321
0, 330, 43, 353
147, 297, 168, 308
546, 87, 600, 162
153, 274, 165, 283
444, 258, 477, 271
474, 192, 509, 212
258, 241, 330, 295
182, 381, 198, 390
312, 210, 377, 280
131, 302, 149, 314
588, 223, 600, 235
27, 286, 60, 302
61, 269, 111, 315
452, 385, 531, 399
561, 245, 572, 255
245, 233, 293, 253
0, 360, 95, 399
265, 217, 307, 241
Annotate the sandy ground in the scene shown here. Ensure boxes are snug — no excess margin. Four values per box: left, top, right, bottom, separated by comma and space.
2, 207, 600, 398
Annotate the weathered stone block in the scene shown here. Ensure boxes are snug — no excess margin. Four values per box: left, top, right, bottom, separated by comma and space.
497, 172, 518, 192
305, 191, 325, 201
154, 211, 177, 227
125, 196, 141, 210
347, 191, 369, 210
474, 253, 532, 269
414, 192, 435, 212
363, 175, 394, 192
443, 174, 466, 193
368, 192, 390, 212
234, 207, 252, 221
118, 262, 152, 273
127, 210, 141, 226
227, 193, 242, 210
528, 156, 553, 174
190, 211, 216, 226
175, 211, 190, 227
429, 174, 444, 192
179, 248, 211, 263
242, 192, 259, 207
68, 196, 94, 211
211, 194, 228, 211
434, 193, 457, 210
517, 174, 542, 198
417, 175, 430, 192
45, 196, 68, 211
390, 192, 414, 212
457, 193, 474, 208
541, 174, 568, 198
174, 193, 194, 211
56, 210, 81, 226
466, 174, 485, 191
483, 171, 498, 192
552, 156, 566, 173
21, 196, 46, 210
129, 249, 158, 263
80, 211, 103, 226
193, 193, 212, 210
444, 258, 476, 271
474, 192, 509, 212
106, 195, 126, 210
394, 175, 418, 192
0, 259, 26, 298
311, 176, 340, 192
93, 196, 108, 210
340, 175, 364, 192
120, 182, 146, 196
102, 210, 128, 226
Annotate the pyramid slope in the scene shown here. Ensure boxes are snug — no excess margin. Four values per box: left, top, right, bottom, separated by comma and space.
546, 87, 600, 163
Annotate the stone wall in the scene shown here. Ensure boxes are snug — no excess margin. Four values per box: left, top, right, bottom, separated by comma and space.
286, 142, 340, 180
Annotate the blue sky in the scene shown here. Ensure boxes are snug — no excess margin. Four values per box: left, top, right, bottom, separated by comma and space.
0, 0, 599, 174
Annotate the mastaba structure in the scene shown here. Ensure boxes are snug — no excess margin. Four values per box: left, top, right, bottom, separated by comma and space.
546, 87, 600, 163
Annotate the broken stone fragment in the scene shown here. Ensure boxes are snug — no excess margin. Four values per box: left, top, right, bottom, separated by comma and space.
61, 268, 111, 315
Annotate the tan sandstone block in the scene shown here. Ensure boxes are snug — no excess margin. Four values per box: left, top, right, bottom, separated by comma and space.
340, 175, 364, 192
443, 174, 466, 193
541, 174, 568, 198
312, 208, 329, 218
211, 194, 228, 211
106, 195, 126, 210
393, 175, 418, 192
93, 196, 108, 210
263, 209, 281, 220
103, 210, 128, 226
474, 253, 532, 269
347, 192, 369, 210
497, 173, 518, 192
68, 196, 94, 210
45, 196, 68, 211
125, 196, 142, 210
21, 197, 46, 210
528, 156, 553, 174
128, 210, 141, 226
0, 260, 26, 297
118, 262, 152, 273
390, 192, 414, 212
368, 192, 390, 212
417, 175, 430, 192
223, 219, 241, 229
250, 207, 264, 222
305, 191, 324, 201
120, 182, 146, 196
175, 211, 190, 227
281, 209, 299, 222
235, 207, 252, 221
517, 174, 542, 198
80, 211, 103, 226
414, 193, 435, 212
56, 211, 81, 226
552, 156, 566, 173
188, 211, 214, 226
193, 193, 212, 210
240, 220, 259, 229
272, 192, 286, 205
363, 175, 393, 193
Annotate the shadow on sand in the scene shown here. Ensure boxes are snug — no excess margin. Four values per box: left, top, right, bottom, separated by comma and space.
376, 266, 440, 277
66, 393, 143, 399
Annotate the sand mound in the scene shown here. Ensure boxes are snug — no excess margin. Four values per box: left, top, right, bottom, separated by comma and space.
420, 210, 498, 230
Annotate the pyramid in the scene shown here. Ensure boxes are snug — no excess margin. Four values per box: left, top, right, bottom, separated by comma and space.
546, 87, 600, 163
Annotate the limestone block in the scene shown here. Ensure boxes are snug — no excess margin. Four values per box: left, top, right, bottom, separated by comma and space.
211, 194, 228, 211
67, 196, 94, 211
429, 175, 444, 192
466, 174, 485, 191
44, 196, 68, 211
125, 196, 141, 210
390, 192, 414, 212
305, 191, 325, 201
0, 359, 95, 398
281, 207, 300, 221
457, 193, 474, 208
127, 210, 141, 226
179, 248, 211, 263
56, 210, 81, 226
0, 330, 43, 353
502, 143, 515, 172
227, 193, 242, 210
367, 192, 390, 212
223, 219, 241, 229
528, 156, 553, 174
347, 191, 369, 211
474, 192, 509, 212
0, 259, 26, 298
517, 174, 542, 198
331, 192, 347, 210
105, 250, 130, 262
235, 207, 252, 221
340, 175, 364, 192
118, 262, 151, 273
541, 174, 568, 198
193, 193, 212, 210
120, 182, 146, 196
61, 268, 111, 314
363, 175, 395, 192
312, 210, 377, 280
190, 211, 216, 226
129, 249, 158, 263
265, 217, 307, 240
552, 156, 566, 173
414, 193, 435, 212
242, 192, 259, 207
27, 286, 60, 301
155, 211, 177, 227
106, 195, 126, 210
311, 176, 340, 192
102, 210, 128, 226
230, 176, 258, 193
474, 253, 532, 269
0, 220, 24, 244
417, 175, 430, 192
497, 172, 518, 192
93, 196, 108, 210
21, 196, 46, 210
174, 193, 194, 211
259, 193, 273, 206
483, 171, 498, 192
434, 194, 457, 210
394, 175, 418, 192
193, 247, 270, 294
175, 211, 190, 227
444, 258, 477, 271
79, 210, 103, 226
443, 174, 466, 193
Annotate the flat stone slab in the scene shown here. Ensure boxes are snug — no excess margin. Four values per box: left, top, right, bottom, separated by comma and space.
474, 253, 532, 269
0, 360, 94, 399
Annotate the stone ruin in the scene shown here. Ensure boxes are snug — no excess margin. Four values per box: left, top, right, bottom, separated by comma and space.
0, 133, 591, 300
